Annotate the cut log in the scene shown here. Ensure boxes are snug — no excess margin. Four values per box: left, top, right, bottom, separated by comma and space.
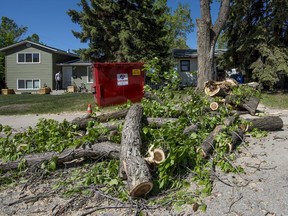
183, 123, 200, 135
225, 95, 260, 115
204, 81, 227, 97
245, 116, 283, 131
144, 145, 166, 165
204, 79, 238, 97
228, 129, 245, 152
144, 91, 164, 105
95, 108, 129, 122
199, 115, 238, 157
71, 109, 129, 129
142, 117, 178, 128
0, 142, 120, 173
210, 102, 219, 111
152, 148, 166, 164
118, 104, 153, 197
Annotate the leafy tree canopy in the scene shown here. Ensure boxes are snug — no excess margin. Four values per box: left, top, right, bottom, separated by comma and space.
219, 0, 288, 89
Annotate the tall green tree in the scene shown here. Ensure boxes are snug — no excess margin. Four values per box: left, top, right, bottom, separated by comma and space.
0, 16, 28, 87
68, 0, 171, 64
166, 3, 194, 49
220, 0, 288, 89
68, 0, 193, 69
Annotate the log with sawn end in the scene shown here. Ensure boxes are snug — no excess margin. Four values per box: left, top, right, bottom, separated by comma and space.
198, 115, 238, 158
118, 104, 153, 197
244, 116, 283, 131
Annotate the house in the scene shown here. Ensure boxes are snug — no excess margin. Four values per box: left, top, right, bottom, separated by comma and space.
0, 40, 93, 93
173, 48, 227, 86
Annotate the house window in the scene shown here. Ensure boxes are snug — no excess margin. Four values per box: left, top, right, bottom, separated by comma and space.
180, 60, 190, 72
87, 66, 93, 83
17, 79, 40, 90
17, 53, 40, 63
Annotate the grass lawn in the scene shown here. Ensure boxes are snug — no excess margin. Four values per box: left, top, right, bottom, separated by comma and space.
261, 92, 288, 109
0, 91, 288, 115
0, 93, 97, 115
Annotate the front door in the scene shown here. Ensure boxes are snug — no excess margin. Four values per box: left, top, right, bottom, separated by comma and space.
62, 66, 73, 89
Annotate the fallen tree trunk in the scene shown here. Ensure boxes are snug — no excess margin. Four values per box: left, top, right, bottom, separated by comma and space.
245, 116, 283, 131
118, 104, 153, 197
0, 142, 120, 173
199, 115, 238, 157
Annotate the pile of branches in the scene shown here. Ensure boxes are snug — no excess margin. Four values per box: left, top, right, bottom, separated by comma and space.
0, 85, 283, 201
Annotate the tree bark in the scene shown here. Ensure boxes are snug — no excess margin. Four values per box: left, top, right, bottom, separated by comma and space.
0, 142, 120, 173
228, 129, 245, 152
199, 115, 237, 157
226, 95, 260, 115
245, 116, 283, 131
118, 104, 153, 197
144, 91, 164, 105
183, 124, 200, 135
71, 108, 129, 129
142, 117, 178, 128
197, 0, 231, 89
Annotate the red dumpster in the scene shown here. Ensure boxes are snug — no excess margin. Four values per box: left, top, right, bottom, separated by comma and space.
92, 63, 145, 107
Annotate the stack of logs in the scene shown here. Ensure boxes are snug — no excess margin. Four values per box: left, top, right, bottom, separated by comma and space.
0, 86, 284, 198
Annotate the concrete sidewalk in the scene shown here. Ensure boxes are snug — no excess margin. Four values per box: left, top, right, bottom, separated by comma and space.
0, 112, 84, 131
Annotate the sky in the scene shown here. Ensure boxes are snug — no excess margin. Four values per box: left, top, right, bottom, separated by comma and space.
0, 0, 220, 52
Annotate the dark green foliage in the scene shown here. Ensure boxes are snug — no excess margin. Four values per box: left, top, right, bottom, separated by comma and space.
68, 0, 170, 63
219, 0, 288, 89
68, 0, 193, 71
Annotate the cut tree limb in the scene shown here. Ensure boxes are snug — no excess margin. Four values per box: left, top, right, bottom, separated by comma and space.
204, 79, 238, 97
144, 91, 164, 105
183, 124, 200, 135
228, 129, 245, 152
225, 95, 260, 116
245, 116, 283, 131
142, 117, 178, 128
71, 108, 129, 129
144, 145, 166, 165
204, 80, 228, 97
0, 142, 120, 173
199, 115, 238, 157
118, 104, 153, 197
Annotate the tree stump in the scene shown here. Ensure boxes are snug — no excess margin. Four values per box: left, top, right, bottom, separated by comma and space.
118, 104, 153, 197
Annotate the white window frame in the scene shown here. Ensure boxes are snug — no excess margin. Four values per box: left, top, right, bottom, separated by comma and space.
87, 66, 94, 83
17, 79, 41, 90
17, 52, 41, 64
180, 60, 190, 72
